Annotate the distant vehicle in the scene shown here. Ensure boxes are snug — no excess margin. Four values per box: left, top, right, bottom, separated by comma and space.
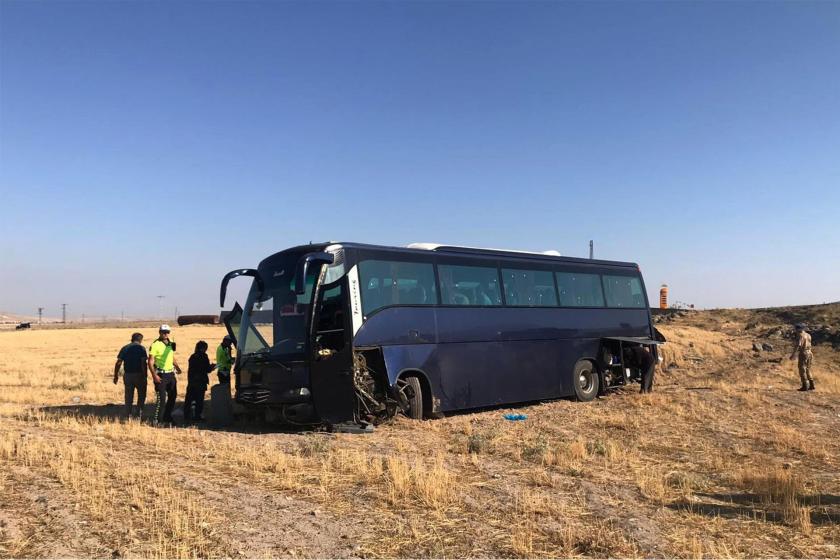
177, 314, 220, 326
15, 322, 31, 330
219, 242, 663, 427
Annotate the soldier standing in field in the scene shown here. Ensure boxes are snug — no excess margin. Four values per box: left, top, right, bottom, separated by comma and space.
789, 324, 815, 391
113, 332, 148, 419
148, 324, 182, 425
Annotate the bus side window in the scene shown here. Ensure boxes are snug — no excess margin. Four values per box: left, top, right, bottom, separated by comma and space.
358, 260, 437, 315
556, 271, 605, 307
363, 278, 382, 314
502, 268, 557, 307
603, 275, 645, 308
439, 265, 502, 306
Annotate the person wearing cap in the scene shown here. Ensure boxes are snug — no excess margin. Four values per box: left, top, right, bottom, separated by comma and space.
216, 335, 235, 384
789, 324, 815, 391
148, 324, 182, 424
114, 332, 148, 419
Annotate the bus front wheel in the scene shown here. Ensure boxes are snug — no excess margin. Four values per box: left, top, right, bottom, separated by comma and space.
401, 376, 424, 420
573, 361, 600, 402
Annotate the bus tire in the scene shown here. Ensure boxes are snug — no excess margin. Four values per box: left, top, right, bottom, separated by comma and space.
573, 360, 599, 402
403, 376, 424, 420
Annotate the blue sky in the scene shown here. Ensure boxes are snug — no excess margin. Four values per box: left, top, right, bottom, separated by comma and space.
1, 0, 838, 318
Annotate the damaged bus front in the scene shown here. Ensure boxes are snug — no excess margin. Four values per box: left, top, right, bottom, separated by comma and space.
219, 244, 403, 427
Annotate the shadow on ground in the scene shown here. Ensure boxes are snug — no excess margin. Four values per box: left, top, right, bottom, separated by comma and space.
667, 492, 840, 525
35, 389, 634, 434
34, 403, 319, 435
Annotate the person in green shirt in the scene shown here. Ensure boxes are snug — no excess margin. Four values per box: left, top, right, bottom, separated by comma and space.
216, 335, 235, 384
147, 324, 182, 425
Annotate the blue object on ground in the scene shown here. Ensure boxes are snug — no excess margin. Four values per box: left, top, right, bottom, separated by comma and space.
503, 413, 528, 421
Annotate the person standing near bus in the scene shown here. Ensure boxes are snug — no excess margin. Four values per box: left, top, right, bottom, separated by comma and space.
184, 341, 214, 423
216, 335, 235, 384
789, 324, 814, 391
148, 324, 182, 425
624, 345, 656, 394
113, 332, 148, 419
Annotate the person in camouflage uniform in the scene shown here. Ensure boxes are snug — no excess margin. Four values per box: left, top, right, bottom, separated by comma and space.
789, 324, 814, 391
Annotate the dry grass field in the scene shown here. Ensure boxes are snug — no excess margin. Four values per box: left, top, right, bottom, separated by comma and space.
0, 308, 838, 558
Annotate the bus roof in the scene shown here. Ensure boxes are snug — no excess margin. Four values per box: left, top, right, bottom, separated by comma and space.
407, 242, 563, 257
273, 241, 639, 269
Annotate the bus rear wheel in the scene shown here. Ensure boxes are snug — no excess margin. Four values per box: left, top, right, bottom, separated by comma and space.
573, 361, 600, 402
400, 376, 424, 420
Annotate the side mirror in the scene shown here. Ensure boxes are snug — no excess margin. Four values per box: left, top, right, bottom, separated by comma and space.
294, 252, 334, 295
220, 269, 263, 307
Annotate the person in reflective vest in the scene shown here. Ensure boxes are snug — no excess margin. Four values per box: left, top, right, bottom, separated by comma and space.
216, 335, 235, 384
147, 324, 182, 425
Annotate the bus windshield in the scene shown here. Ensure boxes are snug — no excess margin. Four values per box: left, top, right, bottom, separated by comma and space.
238, 252, 317, 358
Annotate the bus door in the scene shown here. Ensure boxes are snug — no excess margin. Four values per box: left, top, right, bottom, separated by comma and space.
222, 303, 243, 388
222, 302, 242, 347
309, 280, 356, 424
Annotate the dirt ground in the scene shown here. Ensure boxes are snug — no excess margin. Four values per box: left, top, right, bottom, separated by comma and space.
0, 307, 838, 558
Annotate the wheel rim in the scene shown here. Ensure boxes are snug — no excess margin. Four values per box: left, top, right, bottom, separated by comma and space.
579, 368, 594, 393
396, 379, 409, 402
396, 379, 417, 415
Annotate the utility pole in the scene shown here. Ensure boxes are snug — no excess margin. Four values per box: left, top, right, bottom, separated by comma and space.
157, 295, 165, 321
61, 304, 67, 324
174, 306, 178, 320
121, 310, 125, 322
37, 307, 43, 324
589, 240, 594, 259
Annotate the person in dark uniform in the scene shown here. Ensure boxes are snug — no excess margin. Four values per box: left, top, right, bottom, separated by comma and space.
184, 341, 214, 423
624, 344, 656, 394
114, 333, 148, 419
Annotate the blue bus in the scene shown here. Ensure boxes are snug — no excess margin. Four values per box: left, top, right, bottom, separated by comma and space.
219, 242, 663, 427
